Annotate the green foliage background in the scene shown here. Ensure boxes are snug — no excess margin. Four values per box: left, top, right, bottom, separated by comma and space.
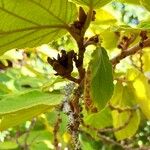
0, 0, 150, 149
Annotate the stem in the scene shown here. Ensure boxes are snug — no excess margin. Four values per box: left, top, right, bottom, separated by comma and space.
97, 134, 132, 150
24, 118, 36, 148
65, 75, 80, 83
78, 6, 94, 82
81, 6, 93, 37
67, 6, 94, 83
111, 38, 150, 65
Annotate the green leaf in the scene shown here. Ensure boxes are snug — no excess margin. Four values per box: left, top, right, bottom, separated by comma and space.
90, 47, 114, 110
46, 111, 68, 135
0, 83, 11, 95
18, 130, 53, 150
119, 0, 141, 5
71, 0, 112, 8
137, 21, 150, 29
84, 107, 112, 128
14, 76, 47, 90
0, 89, 62, 130
0, 141, 18, 150
82, 107, 112, 140
80, 132, 102, 150
0, 0, 77, 55
111, 82, 140, 140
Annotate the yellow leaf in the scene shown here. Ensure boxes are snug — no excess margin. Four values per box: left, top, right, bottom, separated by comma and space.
112, 110, 140, 140
63, 132, 71, 143
127, 69, 150, 119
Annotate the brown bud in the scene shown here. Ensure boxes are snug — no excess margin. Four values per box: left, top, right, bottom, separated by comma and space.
79, 7, 87, 25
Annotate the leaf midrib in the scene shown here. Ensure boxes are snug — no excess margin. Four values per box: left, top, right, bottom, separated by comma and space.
0, 25, 67, 35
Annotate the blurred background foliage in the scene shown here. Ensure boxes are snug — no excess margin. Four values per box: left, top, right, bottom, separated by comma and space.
0, 1, 150, 150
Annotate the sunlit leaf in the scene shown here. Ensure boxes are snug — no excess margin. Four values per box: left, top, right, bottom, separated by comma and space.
90, 9, 118, 51
140, 0, 150, 12
111, 82, 140, 140
100, 31, 119, 50
0, 0, 77, 55
0, 141, 18, 150
112, 110, 140, 140
119, 0, 141, 5
127, 69, 150, 119
71, 0, 112, 8
89, 47, 114, 110
142, 48, 150, 71
92, 8, 117, 27
18, 130, 53, 150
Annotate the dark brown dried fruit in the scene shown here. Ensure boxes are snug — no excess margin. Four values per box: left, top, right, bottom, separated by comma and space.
47, 50, 76, 76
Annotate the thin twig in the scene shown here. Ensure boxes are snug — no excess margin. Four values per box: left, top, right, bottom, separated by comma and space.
130, 55, 139, 70
97, 133, 132, 150
108, 103, 139, 113
15, 130, 23, 149
139, 50, 144, 72
99, 111, 133, 133
81, 111, 132, 134
81, 6, 93, 37
111, 38, 150, 65
53, 113, 62, 150
24, 118, 36, 149
82, 104, 139, 133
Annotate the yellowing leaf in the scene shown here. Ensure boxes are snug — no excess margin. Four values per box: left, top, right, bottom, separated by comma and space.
120, 0, 141, 5
143, 48, 150, 71
100, 31, 119, 51
90, 9, 118, 50
112, 110, 140, 140
133, 79, 147, 99
127, 69, 150, 119
63, 132, 71, 143
111, 82, 140, 140
94, 9, 117, 25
